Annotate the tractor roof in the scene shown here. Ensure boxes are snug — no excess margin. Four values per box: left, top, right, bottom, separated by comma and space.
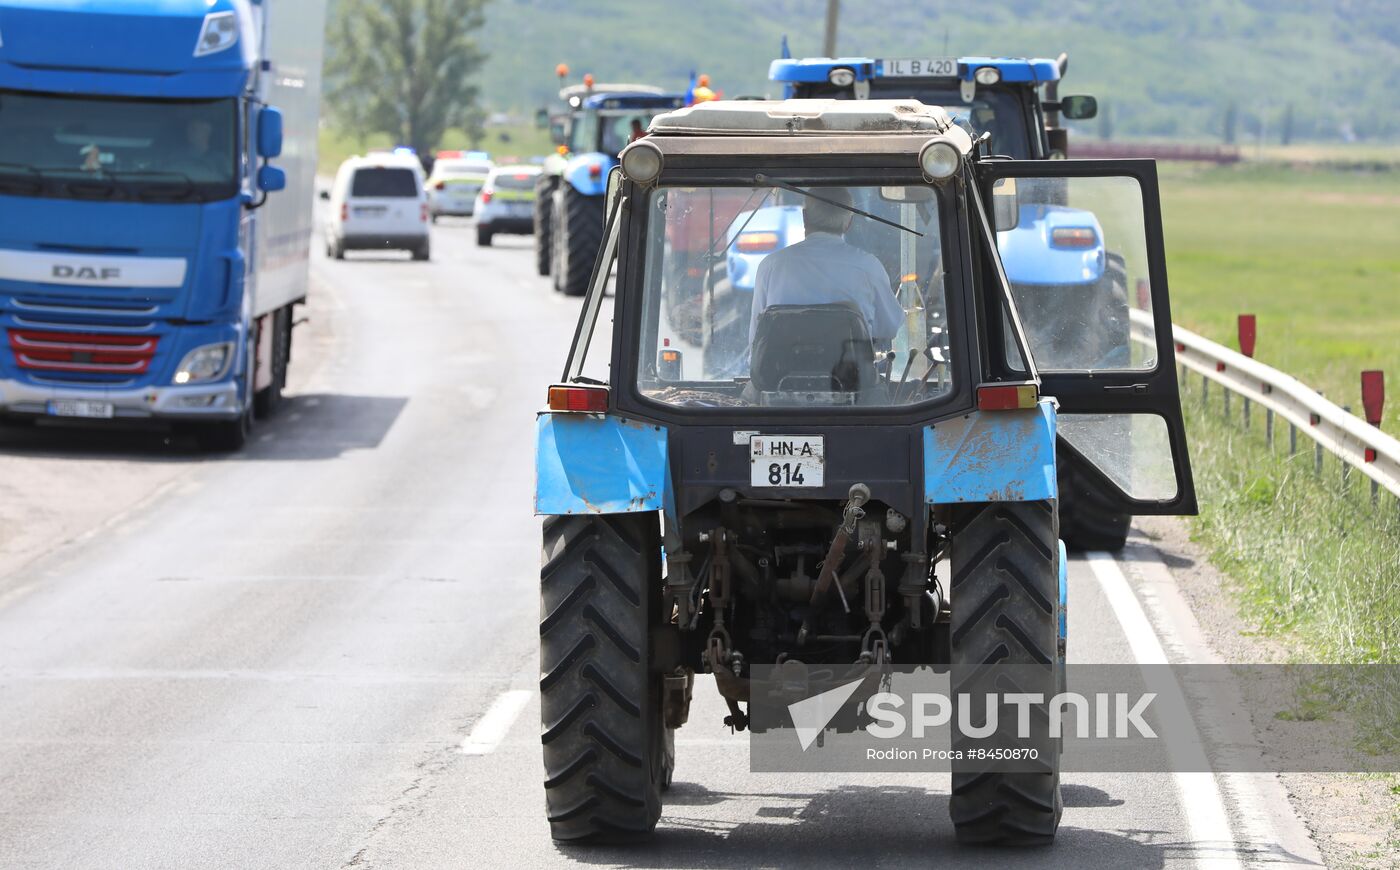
648, 99, 955, 137
558, 83, 664, 100
770, 56, 1062, 85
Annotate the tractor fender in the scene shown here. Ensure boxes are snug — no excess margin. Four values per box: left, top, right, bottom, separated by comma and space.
923, 400, 1057, 503
535, 412, 670, 515
562, 153, 614, 197
997, 205, 1106, 286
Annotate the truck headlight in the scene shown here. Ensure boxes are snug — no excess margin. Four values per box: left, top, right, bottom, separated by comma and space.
174, 342, 234, 384
194, 11, 239, 57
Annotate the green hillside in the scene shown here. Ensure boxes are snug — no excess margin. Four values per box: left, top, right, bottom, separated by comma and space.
458, 0, 1400, 142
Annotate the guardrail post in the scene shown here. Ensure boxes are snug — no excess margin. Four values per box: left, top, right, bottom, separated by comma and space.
1201, 373, 1208, 406
1266, 408, 1274, 448
1289, 421, 1297, 456
1342, 406, 1353, 492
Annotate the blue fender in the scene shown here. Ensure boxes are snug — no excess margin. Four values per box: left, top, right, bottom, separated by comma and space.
563, 153, 615, 197
924, 400, 1057, 503
997, 205, 1106, 286
535, 413, 670, 515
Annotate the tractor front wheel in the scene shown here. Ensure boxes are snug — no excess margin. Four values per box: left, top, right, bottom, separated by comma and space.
948, 500, 1063, 846
553, 186, 603, 297
539, 513, 670, 841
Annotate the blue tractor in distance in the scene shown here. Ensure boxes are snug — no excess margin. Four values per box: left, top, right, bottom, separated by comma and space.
534, 83, 685, 295
768, 53, 1135, 551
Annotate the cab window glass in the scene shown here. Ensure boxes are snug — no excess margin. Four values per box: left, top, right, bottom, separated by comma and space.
635, 184, 952, 409
993, 175, 1157, 372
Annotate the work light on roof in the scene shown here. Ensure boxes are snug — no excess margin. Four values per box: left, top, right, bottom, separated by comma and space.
919, 140, 960, 181
620, 141, 663, 184
194, 11, 239, 57
828, 68, 856, 87
973, 66, 1001, 86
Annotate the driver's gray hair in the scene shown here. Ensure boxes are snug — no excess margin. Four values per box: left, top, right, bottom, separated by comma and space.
802, 188, 854, 234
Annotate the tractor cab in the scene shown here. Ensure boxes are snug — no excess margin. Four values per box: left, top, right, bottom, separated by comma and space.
535, 82, 687, 295
534, 98, 1196, 846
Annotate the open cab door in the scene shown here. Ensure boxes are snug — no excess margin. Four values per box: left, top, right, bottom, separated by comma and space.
977, 159, 1197, 516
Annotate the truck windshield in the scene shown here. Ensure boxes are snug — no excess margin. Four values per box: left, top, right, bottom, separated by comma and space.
0, 90, 237, 202
635, 183, 954, 409
796, 83, 1033, 158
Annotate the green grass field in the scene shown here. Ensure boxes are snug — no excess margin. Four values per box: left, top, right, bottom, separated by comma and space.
1159, 160, 1400, 431
1159, 157, 1400, 665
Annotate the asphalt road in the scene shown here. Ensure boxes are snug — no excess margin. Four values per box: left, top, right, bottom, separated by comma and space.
0, 216, 1324, 869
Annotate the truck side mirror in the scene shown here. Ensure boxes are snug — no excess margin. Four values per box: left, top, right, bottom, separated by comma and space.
550, 119, 568, 147
1059, 95, 1098, 120
257, 105, 284, 158
318, 189, 331, 201
258, 164, 287, 193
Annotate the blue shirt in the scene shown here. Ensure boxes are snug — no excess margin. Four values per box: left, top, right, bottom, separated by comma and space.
750, 232, 905, 343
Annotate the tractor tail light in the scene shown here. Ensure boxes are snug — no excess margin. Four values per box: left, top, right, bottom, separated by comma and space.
735, 231, 780, 253
977, 382, 1039, 411
548, 384, 609, 413
1050, 227, 1097, 248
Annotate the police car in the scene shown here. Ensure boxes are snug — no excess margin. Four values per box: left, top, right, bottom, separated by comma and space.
474, 164, 541, 246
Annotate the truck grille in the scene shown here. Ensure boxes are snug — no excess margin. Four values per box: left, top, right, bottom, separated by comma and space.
7, 328, 159, 375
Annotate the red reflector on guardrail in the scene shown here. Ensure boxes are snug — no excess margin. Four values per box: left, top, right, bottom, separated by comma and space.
1362, 370, 1385, 427
1238, 314, 1256, 358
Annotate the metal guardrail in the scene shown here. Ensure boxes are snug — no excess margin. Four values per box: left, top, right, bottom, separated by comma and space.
1129, 310, 1400, 499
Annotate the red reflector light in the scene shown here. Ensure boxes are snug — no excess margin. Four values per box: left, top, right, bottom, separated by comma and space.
1050, 227, 1097, 248
588, 163, 603, 179
548, 385, 609, 413
976, 382, 1039, 411
735, 231, 779, 253
481, 191, 493, 203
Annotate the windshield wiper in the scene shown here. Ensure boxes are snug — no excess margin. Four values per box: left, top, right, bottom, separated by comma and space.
0, 162, 43, 195
754, 174, 922, 237
109, 170, 200, 202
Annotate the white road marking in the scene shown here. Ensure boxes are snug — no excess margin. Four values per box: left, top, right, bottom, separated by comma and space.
458, 689, 532, 756
1087, 552, 1245, 870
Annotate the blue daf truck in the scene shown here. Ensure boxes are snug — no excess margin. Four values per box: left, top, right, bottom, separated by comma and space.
0, 0, 326, 450
768, 53, 1136, 550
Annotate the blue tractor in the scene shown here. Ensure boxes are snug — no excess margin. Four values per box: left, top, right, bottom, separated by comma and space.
533, 98, 1197, 845
768, 53, 1136, 551
534, 84, 685, 295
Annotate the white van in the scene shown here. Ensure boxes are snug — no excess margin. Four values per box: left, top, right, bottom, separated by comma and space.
325, 153, 430, 260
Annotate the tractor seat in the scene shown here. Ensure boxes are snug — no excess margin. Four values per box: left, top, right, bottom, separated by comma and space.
749, 303, 880, 403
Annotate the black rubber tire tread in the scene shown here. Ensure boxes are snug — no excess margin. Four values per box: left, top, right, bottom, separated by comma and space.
253, 307, 289, 419
540, 513, 666, 842
477, 227, 493, 247
556, 185, 604, 297
534, 177, 556, 276
1058, 453, 1131, 552
412, 242, 430, 262
948, 500, 1063, 846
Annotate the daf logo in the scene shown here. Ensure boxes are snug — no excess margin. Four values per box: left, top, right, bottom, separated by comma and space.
53, 265, 121, 281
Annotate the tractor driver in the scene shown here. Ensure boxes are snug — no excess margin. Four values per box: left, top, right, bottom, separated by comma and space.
748, 188, 905, 349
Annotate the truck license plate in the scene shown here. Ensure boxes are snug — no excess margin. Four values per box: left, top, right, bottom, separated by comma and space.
47, 399, 114, 419
750, 435, 824, 488
881, 57, 958, 77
